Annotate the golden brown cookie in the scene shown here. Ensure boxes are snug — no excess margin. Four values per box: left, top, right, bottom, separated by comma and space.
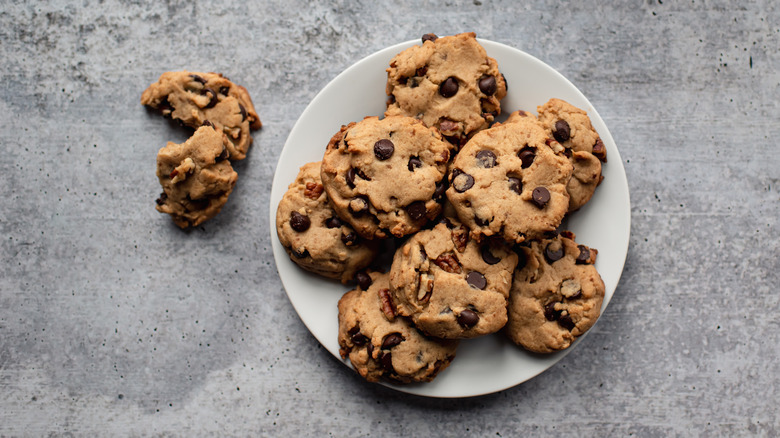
446, 112, 573, 243
385, 32, 507, 149
276, 161, 379, 284
506, 231, 605, 353
337, 271, 458, 383
389, 219, 518, 339
155, 125, 237, 228
536, 98, 606, 212
321, 115, 453, 239
141, 71, 261, 161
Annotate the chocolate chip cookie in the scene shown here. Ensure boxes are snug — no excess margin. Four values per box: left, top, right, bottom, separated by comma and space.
155, 125, 238, 228
506, 231, 605, 353
446, 112, 573, 243
276, 161, 379, 283
141, 71, 261, 161
321, 116, 453, 239
337, 271, 459, 383
385, 32, 507, 149
535, 98, 606, 212
389, 219, 518, 339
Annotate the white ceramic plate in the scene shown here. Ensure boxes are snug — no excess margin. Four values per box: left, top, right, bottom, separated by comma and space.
270, 39, 630, 398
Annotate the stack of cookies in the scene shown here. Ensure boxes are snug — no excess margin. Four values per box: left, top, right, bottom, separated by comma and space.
142, 72, 262, 228
275, 33, 608, 384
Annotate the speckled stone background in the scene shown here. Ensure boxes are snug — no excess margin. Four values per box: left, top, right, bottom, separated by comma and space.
1, 0, 778, 436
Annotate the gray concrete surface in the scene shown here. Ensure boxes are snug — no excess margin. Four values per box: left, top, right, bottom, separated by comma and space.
1, 0, 778, 436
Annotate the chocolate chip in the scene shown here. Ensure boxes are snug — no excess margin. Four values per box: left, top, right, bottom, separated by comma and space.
518, 147, 536, 168
475, 150, 496, 168
433, 180, 447, 199
558, 313, 575, 330
155, 192, 168, 206
219, 86, 230, 96
501, 73, 508, 92
408, 156, 422, 171
381, 333, 404, 349
367, 342, 374, 358
239, 103, 247, 121
202, 120, 213, 128
422, 33, 438, 43
292, 248, 309, 259
350, 327, 368, 346
202, 88, 218, 108
531, 187, 550, 208
346, 168, 356, 188
439, 77, 459, 98
452, 172, 474, 193
355, 271, 372, 290
189, 74, 206, 85
478, 75, 497, 95
544, 303, 561, 321
349, 196, 370, 215
576, 245, 591, 264
508, 177, 522, 195
544, 243, 564, 263
374, 139, 394, 160
325, 216, 342, 228
553, 119, 571, 143
216, 146, 228, 162
341, 231, 357, 245
289, 211, 311, 232
380, 352, 394, 371
466, 271, 487, 290
481, 246, 501, 265
406, 201, 427, 221
457, 309, 479, 328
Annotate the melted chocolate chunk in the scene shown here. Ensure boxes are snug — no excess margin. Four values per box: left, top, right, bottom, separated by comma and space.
478, 75, 497, 95
531, 187, 551, 208
518, 147, 536, 168
553, 119, 571, 143
544, 243, 564, 263
422, 33, 438, 43
406, 201, 427, 221
289, 211, 311, 232
355, 271, 372, 290
408, 156, 422, 171
374, 139, 394, 160
576, 245, 591, 264
475, 150, 496, 168
439, 77, 459, 98
481, 246, 501, 265
466, 271, 487, 290
508, 177, 522, 195
457, 309, 479, 328
381, 333, 404, 349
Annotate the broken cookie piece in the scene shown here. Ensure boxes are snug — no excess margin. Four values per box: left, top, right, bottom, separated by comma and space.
155, 125, 238, 228
141, 71, 261, 160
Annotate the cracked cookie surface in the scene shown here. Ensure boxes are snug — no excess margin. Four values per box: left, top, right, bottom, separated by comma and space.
337, 271, 458, 383
276, 161, 379, 283
141, 71, 261, 161
321, 115, 453, 239
506, 231, 605, 353
446, 112, 573, 243
155, 125, 238, 228
535, 98, 606, 212
385, 32, 507, 149
389, 219, 518, 339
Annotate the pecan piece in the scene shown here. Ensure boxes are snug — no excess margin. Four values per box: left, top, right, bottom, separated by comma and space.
434, 253, 462, 274
378, 288, 396, 321
304, 182, 324, 200
451, 225, 469, 253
